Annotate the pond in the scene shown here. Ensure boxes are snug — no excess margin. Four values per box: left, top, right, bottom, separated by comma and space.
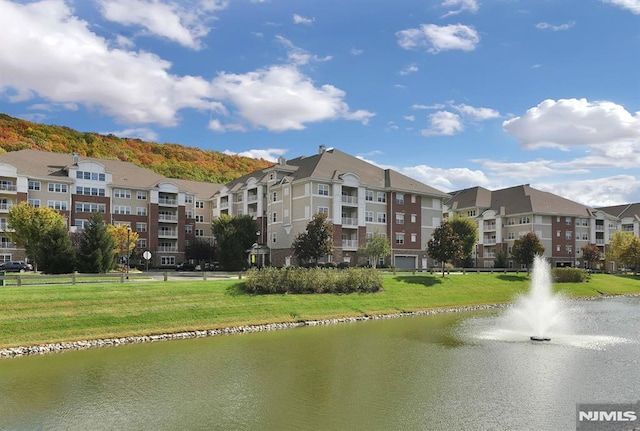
1, 296, 638, 430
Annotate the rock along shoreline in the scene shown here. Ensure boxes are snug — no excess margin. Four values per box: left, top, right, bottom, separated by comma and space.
0, 303, 508, 358
2, 294, 637, 359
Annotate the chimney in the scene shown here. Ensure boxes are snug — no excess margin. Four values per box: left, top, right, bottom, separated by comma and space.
319, 145, 326, 154
72, 152, 79, 164
277, 156, 286, 165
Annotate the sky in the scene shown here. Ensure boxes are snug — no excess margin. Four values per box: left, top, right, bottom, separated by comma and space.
1, 0, 639, 207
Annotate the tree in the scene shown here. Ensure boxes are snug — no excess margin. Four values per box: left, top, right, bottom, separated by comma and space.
494, 249, 508, 268
581, 244, 602, 270
7, 202, 68, 268
292, 213, 334, 265
212, 214, 259, 271
37, 222, 76, 274
449, 216, 478, 267
77, 214, 116, 273
607, 232, 640, 275
359, 231, 390, 268
511, 232, 545, 274
107, 224, 139, 269
427, 221, 463, 277
185, 238, 216, 264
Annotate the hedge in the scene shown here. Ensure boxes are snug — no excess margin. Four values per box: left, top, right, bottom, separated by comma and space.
244, 267, 383, 294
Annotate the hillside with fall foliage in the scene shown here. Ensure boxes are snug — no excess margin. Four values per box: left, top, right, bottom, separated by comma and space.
0, 113, 273, 184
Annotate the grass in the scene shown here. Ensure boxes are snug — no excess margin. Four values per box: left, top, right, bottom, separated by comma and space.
0, 272, 638, 349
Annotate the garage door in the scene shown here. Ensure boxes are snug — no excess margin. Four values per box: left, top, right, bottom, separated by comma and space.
395, 256, 416, 270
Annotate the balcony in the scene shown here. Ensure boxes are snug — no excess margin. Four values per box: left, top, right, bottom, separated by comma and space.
158, 230, 178, 239
247, 195, 258, 203
341, 217, 358, 227
0, 241, 16, 249
341, 195, 358, 205
596, 239, 605, 245
595, 225, 604, 231
0, 203, 13, 212
158, 214, 178, 223
158, 197, 177, 206
483, 238, 496, 245
0, 184, 17, 193
341, 239, 359, 249
157, 246, 178, 252
220, 201, 229, 209
483, 223, 496, 231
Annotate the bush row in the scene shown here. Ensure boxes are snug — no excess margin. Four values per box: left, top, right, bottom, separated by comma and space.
552, 267, 588, 283
244, 267, 384, 294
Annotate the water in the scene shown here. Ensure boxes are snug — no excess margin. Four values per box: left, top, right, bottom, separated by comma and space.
1, 297, 639, 430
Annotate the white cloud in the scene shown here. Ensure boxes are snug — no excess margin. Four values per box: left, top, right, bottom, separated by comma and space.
107, 127, 159, 141
275, 35, 332, 66
412, 103, 446, 110
534, 175, 640, 207
399, 64, 419, 75
535, 21, 576, 31
402, 165, 491, 192
440, 0, 479, 17
0, 0, 222, 126
396, 24, 479, 53
602, 0, 640, 14
211, 65, 374, 131
208, 119, 246, 132
292, 14, 314, 25
98, 0, 227, 50
453, 103, 501, 120
350, 47, 364, 56
471, 158, 588, 181
503, 98, 640, 150
404, 115, 415, 121
222, 148, 287, 162
421, 111, 463, 136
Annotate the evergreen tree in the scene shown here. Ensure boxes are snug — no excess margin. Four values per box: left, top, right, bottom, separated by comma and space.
212, 214, 258, 271
77, 214, 115, 273
38, 223, 76, 274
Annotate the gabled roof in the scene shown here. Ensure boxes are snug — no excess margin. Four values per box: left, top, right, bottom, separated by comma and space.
447, 184, 595, 217
171, 178, 223, 200
597, 203, 640, 220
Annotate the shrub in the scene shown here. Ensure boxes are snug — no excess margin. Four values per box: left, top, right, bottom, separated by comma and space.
243, 267, 383, 294
552, 267, 588, 283
336, 262, 350, 269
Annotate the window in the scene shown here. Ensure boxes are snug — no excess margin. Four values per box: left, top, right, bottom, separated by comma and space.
136, 207, 147, 216
28, 180, 41, 191
76, 187, 105, 196
272, 192, 278, 202
48, 183, 68, 193
508, 232, 515, 240
186, 210, 193, 219
114, 189, 131, 199
161, 256, 175, 266
272, 212, 277, 222
271, 232, 277, 243
566, 245, 573, 254
365, 190, 374, 201
136, 238, 147, 248
28, 199, 40, 208
284, 187, 289, 196
114, 206, 131, 215
236, 194, 243, 203
557, 230, 561, 237
185, 225, 193, 234
196, 201, 204, 209
195, 229, 204, 237
377, 213, 386, 223
318, 207, 329, 215
75, 202, 106, 213
519, 216, 530, 224
136, 222, 147, 232
507, 218, 516, 226
395, 233, 405, 245
582, 233, 589, 240
365, 211, 374, 222
76, 171, 106, 182
377, 192, 386, 203
565, 231, 573, 240
318, 184, 329, 196
396, 193, 404, 205
411, 214, 417, 223
566, 217, 572, 225
396, 213, 404, 224
137, 191, 148, 200
237, 210, 243, 216
75, 219, 88, 229
195, 215, 204, 223
557, 245, 561, 252
411, 233, 417, 243
468, 210, 476, 217
47, 200, 68, 210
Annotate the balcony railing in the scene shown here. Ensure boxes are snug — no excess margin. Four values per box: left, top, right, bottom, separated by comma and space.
158, 230, 178, 238
158, 197, 177, 206
158, 214, 178, 222
247, 195, 258, 203
0, 203, 13, 211
156, 246, 178, 252
341, 239, 358, 249
483, 238, 496, 245
483, 223, 496, 231
220, 201, 229, 209
596, 239, 605, 245
341, 195, 358, 205
0, 184, 17, 192
595, 225, 604, 231
341, 217, 358, 226
0, 242, 16, 249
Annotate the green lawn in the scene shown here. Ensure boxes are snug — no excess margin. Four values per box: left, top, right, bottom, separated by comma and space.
0, 272, 638, 349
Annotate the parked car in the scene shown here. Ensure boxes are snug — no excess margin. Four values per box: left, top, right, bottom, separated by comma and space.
0, 261, 33, 272
176, 262, 197, 271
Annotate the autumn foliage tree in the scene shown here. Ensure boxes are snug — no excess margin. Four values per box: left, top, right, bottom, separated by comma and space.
581, 243, 602, 270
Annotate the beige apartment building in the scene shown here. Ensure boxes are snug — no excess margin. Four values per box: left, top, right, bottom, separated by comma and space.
0, 149, 220, 268
213, 146, 449, 269
444, 185, 624, 269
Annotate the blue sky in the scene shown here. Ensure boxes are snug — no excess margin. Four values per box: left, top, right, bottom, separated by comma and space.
1, 0, 639, 207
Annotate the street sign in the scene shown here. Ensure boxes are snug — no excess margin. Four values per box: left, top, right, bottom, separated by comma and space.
143, 251, 152, 260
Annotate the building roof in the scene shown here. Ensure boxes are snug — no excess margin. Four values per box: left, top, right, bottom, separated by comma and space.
597, 203, 640, 220
171, 178, 223, 200
447, 184, 595, 217
283, 148, 449, 197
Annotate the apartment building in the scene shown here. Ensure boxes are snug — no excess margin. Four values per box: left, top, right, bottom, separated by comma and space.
0, 149, 221, 268
597, 203, 640, 238
213, 146, 449, 269
444, 185, 621, 268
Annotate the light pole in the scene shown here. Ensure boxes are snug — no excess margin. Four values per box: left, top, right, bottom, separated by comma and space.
126, 225, 131, 279
475, 243, 478, 268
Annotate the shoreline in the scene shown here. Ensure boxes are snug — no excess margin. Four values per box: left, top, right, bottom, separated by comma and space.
3, 293, 638, 359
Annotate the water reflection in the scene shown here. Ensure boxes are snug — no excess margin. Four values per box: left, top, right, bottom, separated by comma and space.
0, 297, 638, 430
